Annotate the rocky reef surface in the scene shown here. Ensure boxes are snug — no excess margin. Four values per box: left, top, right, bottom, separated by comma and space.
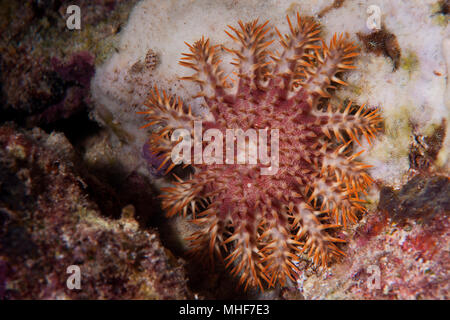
0, 123, 190, 299
0, 0, 449, 299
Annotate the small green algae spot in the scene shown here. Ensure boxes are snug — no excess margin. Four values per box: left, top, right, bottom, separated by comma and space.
401, 51, 419, 75
348, 83, 362, 96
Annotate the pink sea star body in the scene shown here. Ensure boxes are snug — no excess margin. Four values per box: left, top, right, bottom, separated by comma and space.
138, 13, 383, 290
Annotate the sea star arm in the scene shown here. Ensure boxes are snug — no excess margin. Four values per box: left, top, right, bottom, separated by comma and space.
179, 37, 232, 102
319, 141, 374, 191
295, 33, 359, 105
137, 87, 198, 173
259, 208, 304, 287
224, 216, 266, 291
224, 19, 273, 95
313, 101, 383, 145
290, 203, 345, 267
270, 13, 321, 96
306, 173, 365, 227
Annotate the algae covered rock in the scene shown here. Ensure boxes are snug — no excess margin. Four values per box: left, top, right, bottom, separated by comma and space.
0, 123, 191, 299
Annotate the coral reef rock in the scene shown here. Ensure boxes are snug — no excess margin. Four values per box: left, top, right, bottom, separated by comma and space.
0, 123, 191, 299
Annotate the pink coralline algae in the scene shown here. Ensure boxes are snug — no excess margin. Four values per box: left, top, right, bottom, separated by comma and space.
291, 174, 449, 300
34, 51, 95, 124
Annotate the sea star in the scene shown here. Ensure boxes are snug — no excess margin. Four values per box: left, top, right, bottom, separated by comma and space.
138, 13, 382, 290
